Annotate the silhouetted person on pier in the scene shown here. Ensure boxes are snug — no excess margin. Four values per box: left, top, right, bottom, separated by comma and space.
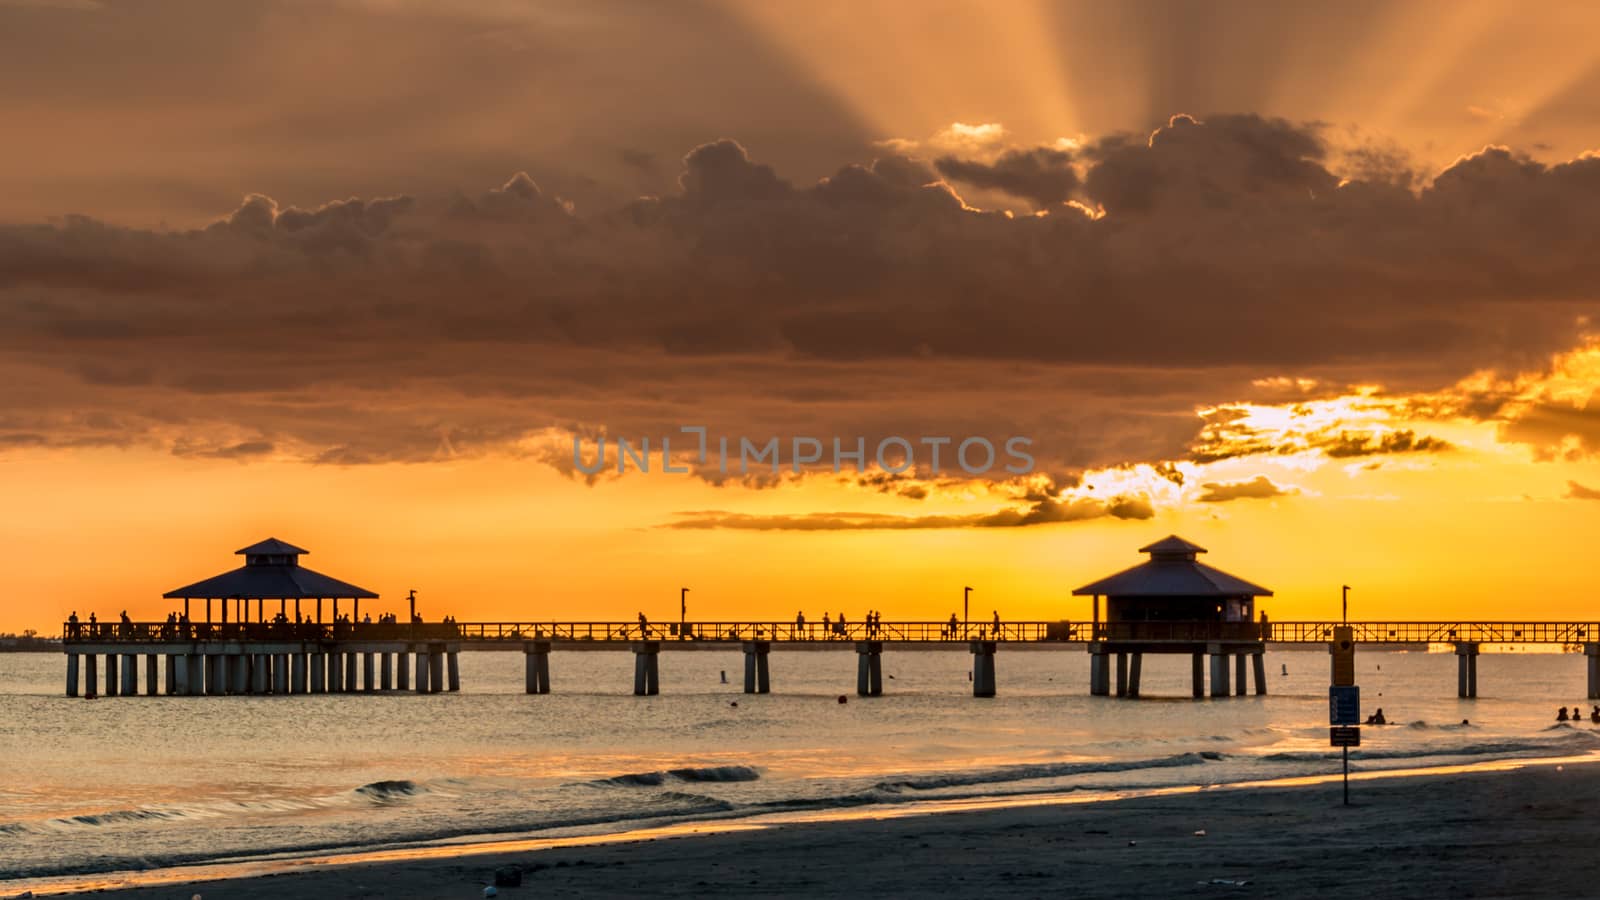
837, 613, 847, 637
796, 611, 806, 637
948, 613, 959, 638
992, 610, 1000, 633
68, 611, 79, 638
638, 612, 649, 637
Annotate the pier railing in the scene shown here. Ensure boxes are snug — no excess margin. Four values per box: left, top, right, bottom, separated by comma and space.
60, 621, 468, 643
1264, 621, 1600, 644
59, 619, 1600, 646
60, 620, 1080, 644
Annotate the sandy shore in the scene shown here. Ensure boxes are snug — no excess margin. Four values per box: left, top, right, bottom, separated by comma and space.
26, 760, 1600, 899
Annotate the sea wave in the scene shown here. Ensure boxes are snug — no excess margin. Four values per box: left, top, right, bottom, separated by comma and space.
594, 765, 761, 788
1260, 731, 1600, 763
873, 751, 1223, 793
354, 779, 428, 803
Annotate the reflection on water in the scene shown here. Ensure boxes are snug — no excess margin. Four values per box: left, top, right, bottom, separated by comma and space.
2, 647, 1597, 885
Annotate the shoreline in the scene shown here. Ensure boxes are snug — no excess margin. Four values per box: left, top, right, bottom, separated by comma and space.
12, 753, 1600, 898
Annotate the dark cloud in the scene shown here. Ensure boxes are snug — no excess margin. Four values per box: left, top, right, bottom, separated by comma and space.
935, 146, 1078, 207
449, 172, 572, 224
1567, 481, 1600, 500
1197, 475, 1295, 502
2, 117, 1599, 478
1323, 430, 1453, 458
1191, 407, 1454, 463
665, 492, 1153, 531
1500, 400, 1600, 461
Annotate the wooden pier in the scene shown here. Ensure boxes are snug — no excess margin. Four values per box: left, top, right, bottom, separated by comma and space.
59, 617, 1600, 700
52, 536, 1600, 700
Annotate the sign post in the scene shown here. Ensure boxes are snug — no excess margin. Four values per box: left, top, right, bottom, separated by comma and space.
1329, 625, 1358, 805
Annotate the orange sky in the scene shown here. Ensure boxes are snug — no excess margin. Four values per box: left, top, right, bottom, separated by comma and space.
2, 0, 1600, 632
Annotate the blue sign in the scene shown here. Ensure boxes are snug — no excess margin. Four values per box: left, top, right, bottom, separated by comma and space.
1329, 685, 1360, 725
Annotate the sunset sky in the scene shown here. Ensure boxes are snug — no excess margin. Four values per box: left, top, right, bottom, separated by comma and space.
4, 0, 1600, 632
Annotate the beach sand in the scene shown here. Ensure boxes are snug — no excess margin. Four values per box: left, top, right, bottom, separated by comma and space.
39, 760, 1600, 899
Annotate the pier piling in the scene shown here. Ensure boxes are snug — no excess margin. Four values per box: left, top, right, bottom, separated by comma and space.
742, 641, 771, 694
274, 654, 289, 694
165, 655, 178, 696
345, 652, 358, 692
1126, 651, 1142, 698
146, 654, 159, 696
414, 647, 430, 693
1209, 644, 1230, 697
971, 640, 997, 697
380, 653, 393, 691
173, 654, 191, 696
396, 651, 410, 691
447, 650, 460, 692
1455, 642, 1479, 698
310, 653, 326, 693
632, 641, 661, 696
105, 654, 118, 696
292, 653, 307, 693
1191, 652, 1204, 698
85, 654, 98, 698
205, 654, 222, 696
121, 654, 138, 696
1252, 651, 1267, 695
1088, 644, 1110, 696
66, 653, 79, 698
1234, 653, 1247, 697
428, 644, 445, 693
855, 641, 883, 696
1588, 644, 1600, 700
362, 652, 376, 693
524, 641, 551, 694
1114, 652, 1128, 697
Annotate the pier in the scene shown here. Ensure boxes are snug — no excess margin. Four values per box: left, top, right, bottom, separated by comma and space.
54, 537, 1600, 700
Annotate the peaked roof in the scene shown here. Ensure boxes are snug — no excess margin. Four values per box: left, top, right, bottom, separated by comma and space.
1073, 535, 1272, 597
1139, 535, 1207, 556
164, 539, 376, 599
236, 538, 309, 556
163, 566, 378, 600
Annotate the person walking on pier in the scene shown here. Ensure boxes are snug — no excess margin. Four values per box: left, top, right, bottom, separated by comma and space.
992, 609, 1001, 635
638, 611, 650, 638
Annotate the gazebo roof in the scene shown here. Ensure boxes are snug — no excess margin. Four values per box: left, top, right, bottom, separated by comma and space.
1072, 535, 1272, 597
236, 537, 309, 556
163, 539, 377, 600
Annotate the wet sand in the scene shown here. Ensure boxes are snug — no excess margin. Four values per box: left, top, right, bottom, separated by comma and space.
31, 760, 1600, 898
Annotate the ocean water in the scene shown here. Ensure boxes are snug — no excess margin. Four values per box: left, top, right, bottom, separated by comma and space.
2, 646, 1598, 886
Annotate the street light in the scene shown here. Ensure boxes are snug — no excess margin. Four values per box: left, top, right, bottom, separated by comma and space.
964, 586, 973, 634
1341, 585, 1351, 624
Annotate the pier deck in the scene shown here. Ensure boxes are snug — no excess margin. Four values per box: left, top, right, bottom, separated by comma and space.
57, 621, 1600, 701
